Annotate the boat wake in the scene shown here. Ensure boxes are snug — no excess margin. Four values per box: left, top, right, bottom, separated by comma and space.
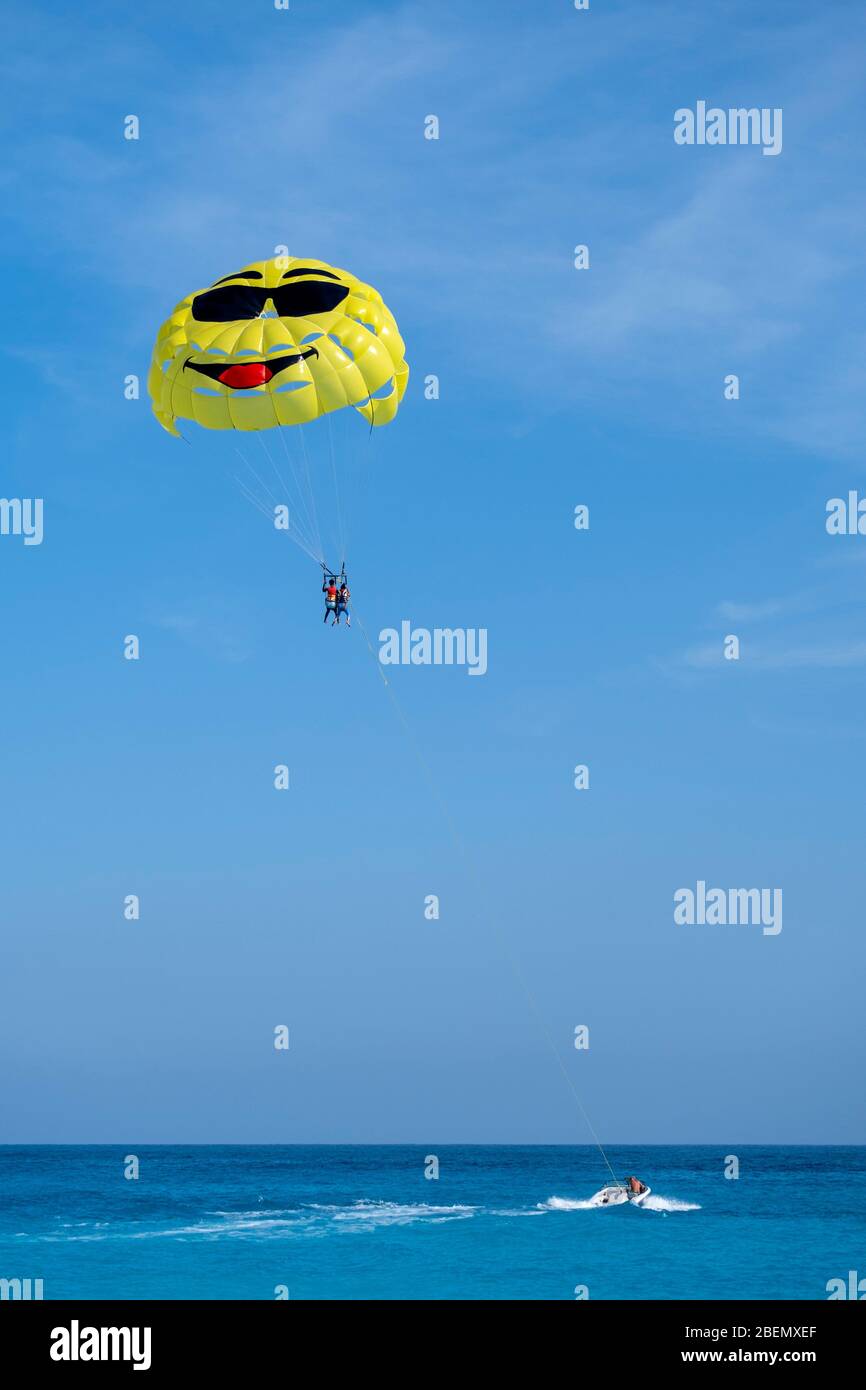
26, 1194, 699, 1246
537, 1196, 598, 1212
539, 1193, 700, 1213
641, 1194, 701, 1212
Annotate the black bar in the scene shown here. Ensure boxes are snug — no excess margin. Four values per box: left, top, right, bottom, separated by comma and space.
1, 1299, 861, 1374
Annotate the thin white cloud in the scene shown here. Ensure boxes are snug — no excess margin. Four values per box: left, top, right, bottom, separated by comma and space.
715, 594, 819, 622
677, 635, 866, 672
751, 641, 866, 670
153, 602, 252, 664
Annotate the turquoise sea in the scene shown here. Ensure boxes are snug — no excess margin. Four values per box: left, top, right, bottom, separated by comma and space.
1, 1146, 863, 1300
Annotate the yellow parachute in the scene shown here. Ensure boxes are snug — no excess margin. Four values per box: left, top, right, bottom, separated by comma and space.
148, 255, 408, 436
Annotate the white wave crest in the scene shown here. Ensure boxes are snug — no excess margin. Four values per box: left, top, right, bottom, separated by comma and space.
315, 1200, 476, 1228
641, 1194, 701, 1212
537, 1195, 597, 1211
538, 1193, 700, 1214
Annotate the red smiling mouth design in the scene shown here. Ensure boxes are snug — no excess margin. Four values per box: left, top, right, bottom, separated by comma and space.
219, 362, 275, 388
184, 346, 318, 388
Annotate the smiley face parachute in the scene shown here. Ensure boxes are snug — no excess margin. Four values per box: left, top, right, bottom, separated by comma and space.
148, 255, 409, 570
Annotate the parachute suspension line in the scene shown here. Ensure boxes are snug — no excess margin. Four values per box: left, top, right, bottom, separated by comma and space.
325, 408, 347, 572
350, 603, 624, 1193
344, 400, 377, 570
233, 444, 279, 510
338, 398, 375, 571
231, 474, 273, 522
282, 422, 324, 564
232, 442, 321, 566
231, 446, 282, 522
261, 430, 319, 560
261, 430, 322, 567
257, 410, 322, 562
213, 429, 315, 564
231, 467, 322, 564
294, 423, 325, 564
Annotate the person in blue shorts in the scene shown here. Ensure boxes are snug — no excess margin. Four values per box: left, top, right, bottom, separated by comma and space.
335, 579, 351, 627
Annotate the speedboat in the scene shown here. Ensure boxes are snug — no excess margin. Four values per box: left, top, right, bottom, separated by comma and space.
589, 1184, 651, 1207
590, 1185, 629, 1206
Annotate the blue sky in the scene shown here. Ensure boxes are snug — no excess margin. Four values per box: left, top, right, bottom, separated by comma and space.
2, 0, 865, 1144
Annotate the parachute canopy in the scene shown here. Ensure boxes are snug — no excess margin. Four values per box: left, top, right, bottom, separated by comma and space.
148, 255, 408, 436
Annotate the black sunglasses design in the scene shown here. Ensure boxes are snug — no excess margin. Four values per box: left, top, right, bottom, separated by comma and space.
192, 278, 350, 323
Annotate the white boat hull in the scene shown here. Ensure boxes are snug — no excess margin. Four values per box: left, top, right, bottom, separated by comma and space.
590, 1184, 651, 1207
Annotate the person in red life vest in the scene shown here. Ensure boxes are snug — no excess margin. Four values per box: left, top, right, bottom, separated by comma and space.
323, 575, 338, 624
336, 580, 351, 628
